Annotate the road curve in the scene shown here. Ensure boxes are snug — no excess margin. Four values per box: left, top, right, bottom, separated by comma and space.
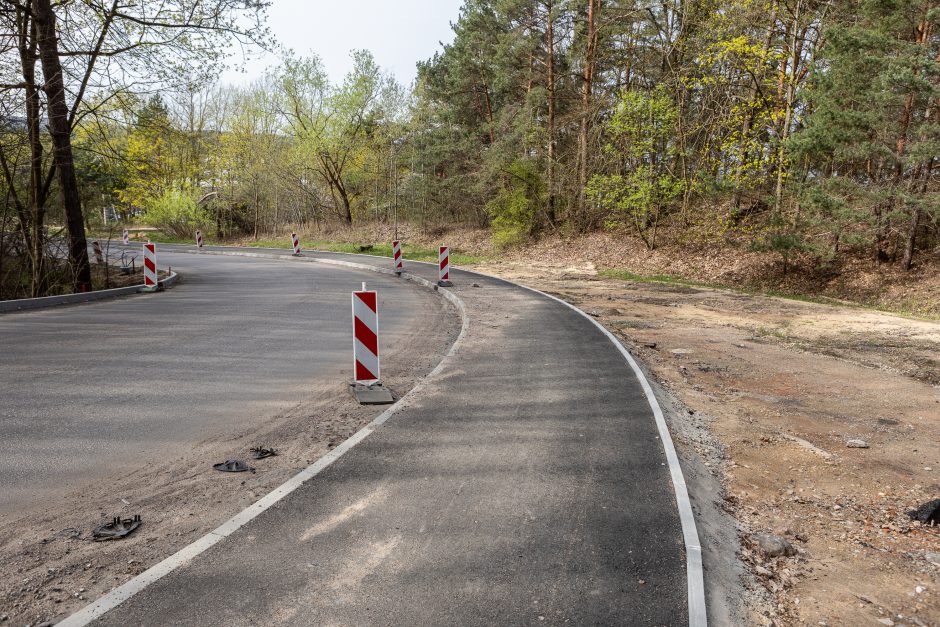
0, 253, 450, 514
80, 244, 695, 626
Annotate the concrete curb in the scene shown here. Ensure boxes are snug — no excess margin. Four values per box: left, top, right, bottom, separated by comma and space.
56, 255, 468, 627
0, 271, 179, 314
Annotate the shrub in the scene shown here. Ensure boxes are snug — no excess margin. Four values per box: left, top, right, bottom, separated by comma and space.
142, 187, 210, 239
487, 159, 542, 248
587, 87, 686, 250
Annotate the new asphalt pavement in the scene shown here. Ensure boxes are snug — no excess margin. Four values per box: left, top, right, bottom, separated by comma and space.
73, 244, 693, 626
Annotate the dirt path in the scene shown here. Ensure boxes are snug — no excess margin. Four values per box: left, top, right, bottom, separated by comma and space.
478, 260, 940, 627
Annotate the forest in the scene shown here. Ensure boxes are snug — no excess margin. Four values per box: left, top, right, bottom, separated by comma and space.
1, 0, 938, 298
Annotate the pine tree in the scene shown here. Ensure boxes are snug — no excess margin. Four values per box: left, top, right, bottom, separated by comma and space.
793, 0, 939, 268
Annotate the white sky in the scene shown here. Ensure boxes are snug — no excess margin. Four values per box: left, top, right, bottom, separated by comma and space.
222, 0, 465, 87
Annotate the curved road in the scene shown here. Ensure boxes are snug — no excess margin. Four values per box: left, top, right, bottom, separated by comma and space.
0, 253, 448, 514
66, 244, 699, 626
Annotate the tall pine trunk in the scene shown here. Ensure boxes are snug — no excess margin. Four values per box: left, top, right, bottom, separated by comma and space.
894, 10, 932, 269
901, 206, 921, 271
545, 0, 556, 228
32, 0, 91, 292
576, 0, 599, 227
774, 0, 803, 215
479, 69, 495, 145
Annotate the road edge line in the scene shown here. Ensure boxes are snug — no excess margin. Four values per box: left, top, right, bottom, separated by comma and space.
55, 261, 468, 627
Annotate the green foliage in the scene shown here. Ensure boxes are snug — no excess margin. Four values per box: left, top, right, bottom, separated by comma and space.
8, 0, 938, 294
749, 209, 811, 274
277, 49, 396, 225
486, 159, 543, 248
142, 187, 211, 239
587, 170, 685, 248
800, 178, 881, 255
119, 96, 176, 213
790, 0, 940, 263
587, 88, 686, 249
605, 88, 678, 161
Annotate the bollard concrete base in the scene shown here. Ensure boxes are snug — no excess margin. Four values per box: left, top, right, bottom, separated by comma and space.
348, 382, 394, 405
437, 280, 453, 287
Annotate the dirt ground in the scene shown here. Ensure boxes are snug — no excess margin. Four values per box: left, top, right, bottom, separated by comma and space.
476, 258, 939, 627
0, 284, 460, 626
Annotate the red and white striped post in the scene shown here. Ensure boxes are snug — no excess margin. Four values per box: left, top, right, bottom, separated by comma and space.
438, 246, 452, 286
143, 243, 157, 288
92, 240, 104, 265
352, 289, 380, 384
122, 228, 129, 245
392, 240, 403, 275
291, 232, 301, 256
195, 229, 204, 248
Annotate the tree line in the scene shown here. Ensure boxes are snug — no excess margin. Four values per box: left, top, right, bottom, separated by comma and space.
1, 0, 938, 299
0, 0, 270, 297
418, 0, 939, 270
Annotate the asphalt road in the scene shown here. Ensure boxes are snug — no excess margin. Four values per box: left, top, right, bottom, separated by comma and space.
89, 245, 690, 626
0, 252, 444, 514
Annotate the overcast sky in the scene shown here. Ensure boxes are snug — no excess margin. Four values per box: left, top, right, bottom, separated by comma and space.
222, 0, 465, 87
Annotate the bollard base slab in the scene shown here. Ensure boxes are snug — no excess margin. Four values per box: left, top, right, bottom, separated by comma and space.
292, 252, 303, 257
140, 284, 162, 293
348, 383, 395, 405
437, 280, 453, 287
